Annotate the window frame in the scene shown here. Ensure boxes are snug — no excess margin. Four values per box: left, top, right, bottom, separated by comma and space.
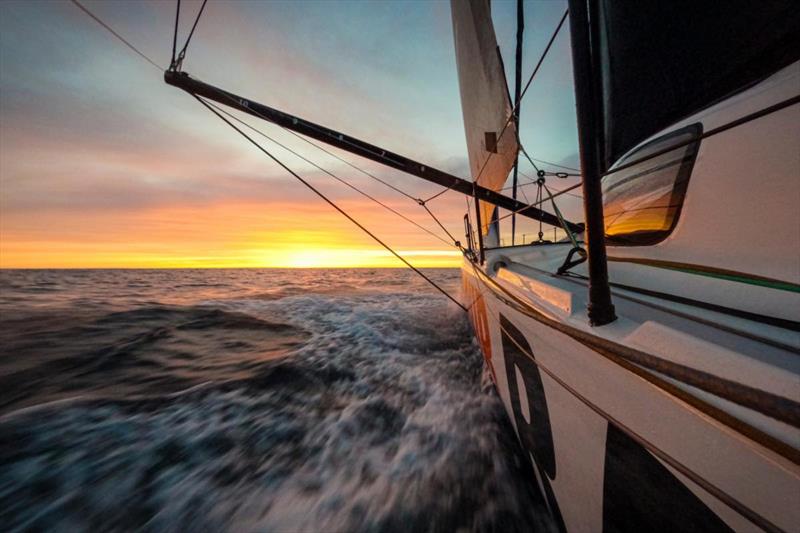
603, 123, 703, 246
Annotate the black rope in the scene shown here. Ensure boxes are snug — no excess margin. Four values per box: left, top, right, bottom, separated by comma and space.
173, 0, 208, 69
281, 128, 420, 202
518, 9, 569, 106
536, 178, 544, 240
69, 0, 164, 71
519, 146, 580, 183
421, 202, 459, 245
422, 184, 450, 203
528, 157, 580, 173
195, 96, 468, 311
68, 0, 466, 309
171, 0, 180, 66
502, 173, 582, 199
520, 146, 541, 174
201, 99, 456, 247
515, 173, 531, 203
191, 81, 463, 248
546, 171, 580, 178
494, 181, 583, 225
188, 79, 424, 203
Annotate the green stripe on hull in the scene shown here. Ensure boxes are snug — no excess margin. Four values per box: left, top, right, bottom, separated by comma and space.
608, 257, 800, 293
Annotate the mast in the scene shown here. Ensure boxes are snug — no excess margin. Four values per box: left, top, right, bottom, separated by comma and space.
567, 0, 616, 326
164, 70, 581, 234
510, 0, 523, 245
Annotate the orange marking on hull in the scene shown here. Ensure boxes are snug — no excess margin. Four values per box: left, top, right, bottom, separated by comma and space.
463, 276, 496, 383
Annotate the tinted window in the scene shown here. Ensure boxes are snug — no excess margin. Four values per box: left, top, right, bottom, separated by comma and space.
602, 124, 701, 245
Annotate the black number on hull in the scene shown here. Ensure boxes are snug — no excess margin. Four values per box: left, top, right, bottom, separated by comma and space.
500, 315, 565, 531
603, 424, 733, 532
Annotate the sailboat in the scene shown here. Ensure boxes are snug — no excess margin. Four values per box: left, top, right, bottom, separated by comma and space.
161, 0, 800, 530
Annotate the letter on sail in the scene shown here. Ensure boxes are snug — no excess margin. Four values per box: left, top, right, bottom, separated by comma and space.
451, 0, 518, 236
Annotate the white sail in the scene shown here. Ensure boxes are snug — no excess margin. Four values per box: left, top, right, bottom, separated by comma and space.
451, 0, 518, 236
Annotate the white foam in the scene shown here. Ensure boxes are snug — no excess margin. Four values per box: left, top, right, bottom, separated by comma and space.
0, 270, 553, 531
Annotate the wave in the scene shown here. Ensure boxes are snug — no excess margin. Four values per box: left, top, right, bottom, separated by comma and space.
0, 270, 552, 532
0, 305, 310, 415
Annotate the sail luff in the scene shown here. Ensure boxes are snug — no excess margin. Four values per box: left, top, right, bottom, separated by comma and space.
451, 0, 519, 236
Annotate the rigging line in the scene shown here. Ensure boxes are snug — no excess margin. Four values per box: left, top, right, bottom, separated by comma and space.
494, 182, 583, 225
519, 168, 581, 185
520, 145, 541, 173
176, 0, 208, 63
192, 81, 459, 250
518, 144, 544, 175
528, 157, 580, 172
545, 171, 581, 178
421, 203, 458, 245
484, 166, 532, 202
194, 83, 460, 247
509, 171, 540, 191
520, 163, 581, 179
536, 180, 543, 238
519, 145, 582, 180
172, 0, 180, 66
518, 8, 569, 103
422, 183, 450, 203
423, 8, 569, 204
526, 181, 582, 207
543, 183, 580, 248
281, 128, 420, 202
193, 79, 421, 202
515, 174, 531, 203
506, 172, 581, 189
69, 0, 164, 71
518, 169, 578, 182
200, 98, 456, 247
195, 96, 468, 312
464, 195, 472, 240
506, 172, 583, 200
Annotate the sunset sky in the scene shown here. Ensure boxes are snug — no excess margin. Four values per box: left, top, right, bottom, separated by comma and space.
0, 0, 581, 268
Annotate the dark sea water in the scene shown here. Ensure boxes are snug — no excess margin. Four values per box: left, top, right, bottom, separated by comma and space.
0, 268, 551, 532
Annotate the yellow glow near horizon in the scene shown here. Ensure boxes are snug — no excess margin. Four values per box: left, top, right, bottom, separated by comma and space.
0, 203, 463, 269
275, 249, 461, 269
0, 244, 460, 269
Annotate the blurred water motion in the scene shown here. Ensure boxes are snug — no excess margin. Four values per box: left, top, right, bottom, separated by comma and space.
0, 269, 552, 532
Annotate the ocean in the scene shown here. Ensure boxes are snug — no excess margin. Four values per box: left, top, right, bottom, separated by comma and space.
0, 268, 553, 532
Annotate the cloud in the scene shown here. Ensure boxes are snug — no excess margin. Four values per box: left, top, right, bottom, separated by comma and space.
0, 0, 577, 267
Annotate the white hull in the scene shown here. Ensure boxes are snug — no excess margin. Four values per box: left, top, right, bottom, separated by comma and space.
462, 258, 799, 532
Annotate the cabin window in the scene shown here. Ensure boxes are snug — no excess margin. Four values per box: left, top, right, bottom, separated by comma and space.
602, 124, 701, 246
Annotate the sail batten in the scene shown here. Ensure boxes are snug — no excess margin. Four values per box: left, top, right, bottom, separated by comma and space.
451, 0, 518, 236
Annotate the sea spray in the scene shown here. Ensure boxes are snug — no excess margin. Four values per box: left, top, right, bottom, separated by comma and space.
0, 269, 553, 531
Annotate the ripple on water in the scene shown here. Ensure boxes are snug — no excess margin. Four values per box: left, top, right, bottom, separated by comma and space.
0, 270, 553, 532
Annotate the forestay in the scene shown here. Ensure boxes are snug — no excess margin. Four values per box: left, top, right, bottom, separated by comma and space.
451, 0, 518, 236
